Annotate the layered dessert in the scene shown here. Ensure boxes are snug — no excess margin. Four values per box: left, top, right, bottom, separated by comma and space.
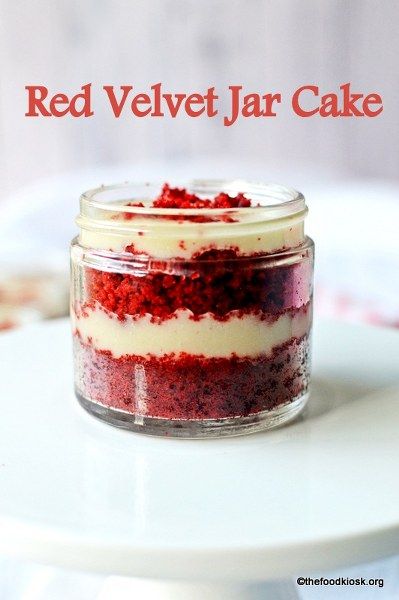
71, 182, 313, 435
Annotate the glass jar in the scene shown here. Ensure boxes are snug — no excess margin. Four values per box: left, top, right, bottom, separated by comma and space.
71, 180, 314, 438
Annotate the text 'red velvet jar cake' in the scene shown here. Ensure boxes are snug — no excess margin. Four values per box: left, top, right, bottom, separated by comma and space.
71, 180, 314, 437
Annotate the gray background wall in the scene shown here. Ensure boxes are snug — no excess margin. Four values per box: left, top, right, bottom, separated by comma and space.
0, 0, 397, 199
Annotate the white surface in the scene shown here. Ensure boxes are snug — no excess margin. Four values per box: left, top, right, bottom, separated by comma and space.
95, 577, 296, 600
0, 319, 399, 581
2, 557, 399, 600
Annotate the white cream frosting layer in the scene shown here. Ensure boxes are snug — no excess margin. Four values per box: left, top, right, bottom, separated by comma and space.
78, 212, 305, 259
72, 304, 311, 359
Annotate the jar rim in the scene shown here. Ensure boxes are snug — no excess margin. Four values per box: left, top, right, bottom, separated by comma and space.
80, 179, 305, 220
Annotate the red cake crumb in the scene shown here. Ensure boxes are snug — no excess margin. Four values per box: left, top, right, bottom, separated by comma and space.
118, 202, 145, 220
117, 184, 252, 223
85, 260, 310, 320
74, 336, 310, 420
153, 183, 251, 209
0, 320, 15, 331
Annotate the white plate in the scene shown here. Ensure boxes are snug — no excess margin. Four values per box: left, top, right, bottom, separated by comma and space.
0, 319, 399, 580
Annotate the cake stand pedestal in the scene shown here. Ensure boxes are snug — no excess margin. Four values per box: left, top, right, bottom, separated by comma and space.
95, 577, 298, 599
1, 319, 399, 599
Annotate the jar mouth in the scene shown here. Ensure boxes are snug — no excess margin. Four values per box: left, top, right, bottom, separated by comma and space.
80, 179, 305, 221
72, 234, 314, 266
78, 180, 308, 259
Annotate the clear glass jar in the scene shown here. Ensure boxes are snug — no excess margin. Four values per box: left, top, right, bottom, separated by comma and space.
71, 180, 314, 438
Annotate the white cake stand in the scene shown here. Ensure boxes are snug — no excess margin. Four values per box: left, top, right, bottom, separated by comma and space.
1, 318, 399, 599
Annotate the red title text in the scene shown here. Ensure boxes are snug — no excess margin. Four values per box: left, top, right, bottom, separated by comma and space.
25, 83, 383, 126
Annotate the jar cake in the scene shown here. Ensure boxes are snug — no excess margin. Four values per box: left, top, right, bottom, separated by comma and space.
71, 181, 314, 437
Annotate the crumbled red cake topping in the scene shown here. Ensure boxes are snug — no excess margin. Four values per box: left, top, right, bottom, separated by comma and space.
118, 183, 252, 223
152, 183, 251, 209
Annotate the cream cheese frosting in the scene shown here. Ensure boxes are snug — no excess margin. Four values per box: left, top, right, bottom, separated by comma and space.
78, 210, 305, 259
72, 303, 311, 359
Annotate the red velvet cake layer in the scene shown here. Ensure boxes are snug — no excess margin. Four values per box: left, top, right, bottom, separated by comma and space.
85, 259, 310, 320
74, 335, 310, 420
